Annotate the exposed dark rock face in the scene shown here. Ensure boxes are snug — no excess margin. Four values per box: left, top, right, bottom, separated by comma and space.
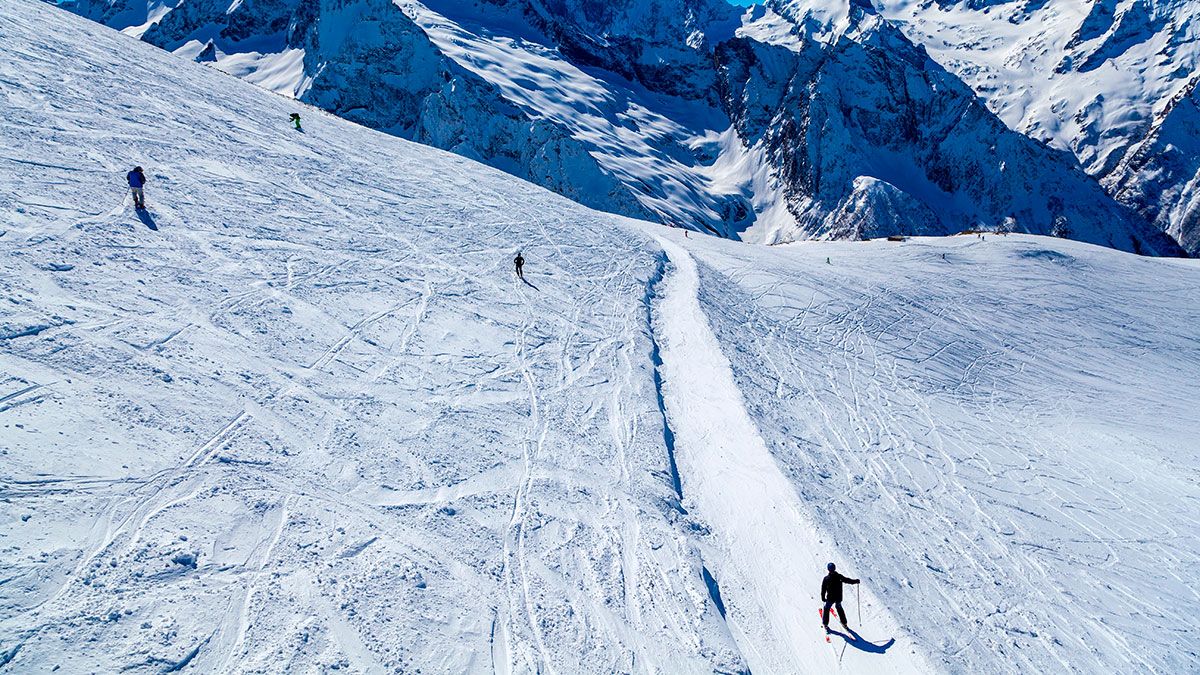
54, 0, 1188, 254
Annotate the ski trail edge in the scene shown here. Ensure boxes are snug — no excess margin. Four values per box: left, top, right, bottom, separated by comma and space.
650, 235, 935, 674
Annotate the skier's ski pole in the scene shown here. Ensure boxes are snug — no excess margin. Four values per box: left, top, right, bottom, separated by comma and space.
857, 584, 861, 627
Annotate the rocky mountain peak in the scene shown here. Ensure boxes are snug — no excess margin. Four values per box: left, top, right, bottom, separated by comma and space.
52, 0, 1192, 255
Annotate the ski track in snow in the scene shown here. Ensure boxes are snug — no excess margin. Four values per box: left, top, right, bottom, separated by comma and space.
650, 236, 931, 673
2, 1, 1200, 673
0, 2, 742, 672
659, 228, 1200, 673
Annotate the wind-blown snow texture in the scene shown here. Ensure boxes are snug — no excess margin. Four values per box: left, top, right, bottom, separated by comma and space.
3, 1, 1200, 673
50, 0, 1185, 255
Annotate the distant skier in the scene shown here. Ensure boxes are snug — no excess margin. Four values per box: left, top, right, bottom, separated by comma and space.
127, 166, 147, 210
514, 251, 525, 280
289, 113, 302, 131
821, 562, 860, 631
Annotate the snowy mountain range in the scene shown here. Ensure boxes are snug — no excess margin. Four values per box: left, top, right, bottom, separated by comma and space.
878, 0, 1200, 254
50, 0, 1191, 255
4, 0, 1200, 672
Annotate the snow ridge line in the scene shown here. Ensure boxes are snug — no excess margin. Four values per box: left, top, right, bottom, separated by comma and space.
641, 250, 685, 508
0, 642, 20, 668
649, 235, 932, 673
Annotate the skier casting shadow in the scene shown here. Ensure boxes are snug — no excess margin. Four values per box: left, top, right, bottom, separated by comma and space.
126, 166, 157, 229
136, 208, 159, 231
515, 251, 539, 290
127, 166, 147, 210
821, 562, 896, 655
821, 562, 860, 632
825, 627, 895, 654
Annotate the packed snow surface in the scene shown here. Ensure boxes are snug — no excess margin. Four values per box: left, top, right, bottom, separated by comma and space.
661, 228, 1200, 672
3, 1, 1200, 673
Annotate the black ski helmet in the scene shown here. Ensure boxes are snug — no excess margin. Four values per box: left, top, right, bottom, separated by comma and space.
827, 562, 836, 571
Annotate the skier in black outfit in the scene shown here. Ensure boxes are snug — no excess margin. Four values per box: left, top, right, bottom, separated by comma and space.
514, 251, 525, 279
821, 562, 860, 631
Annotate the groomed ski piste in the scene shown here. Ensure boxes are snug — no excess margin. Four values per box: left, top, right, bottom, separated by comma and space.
2, 1, 1199, 673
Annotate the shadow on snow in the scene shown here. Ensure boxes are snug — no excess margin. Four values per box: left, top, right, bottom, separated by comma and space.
827, 627, 896, 654
136, 208, 159, 231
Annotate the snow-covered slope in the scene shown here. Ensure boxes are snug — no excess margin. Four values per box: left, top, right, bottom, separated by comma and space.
4, 1, 1200, 672
666, 228, 1200, 673
876, 0, 1200, 254
1105, 75, 1200, 255
49, 0, 1183, 255
0, 2, 744, 671
876, 0, 1198, 173
720, 1, 1179, 253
